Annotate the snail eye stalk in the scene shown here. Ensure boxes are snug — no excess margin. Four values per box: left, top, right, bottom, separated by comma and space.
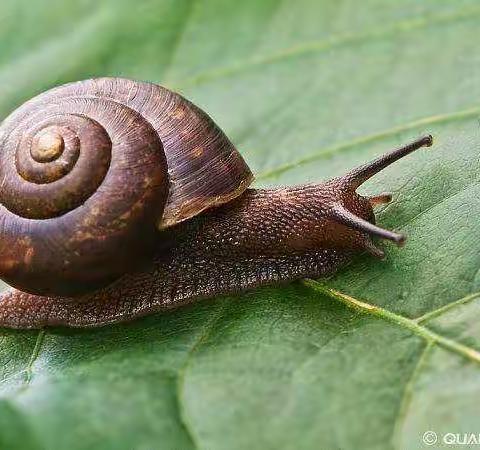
346, 135, 432, 189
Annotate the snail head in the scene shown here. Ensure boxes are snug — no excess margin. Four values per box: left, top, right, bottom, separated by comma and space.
327, 135, 433, 257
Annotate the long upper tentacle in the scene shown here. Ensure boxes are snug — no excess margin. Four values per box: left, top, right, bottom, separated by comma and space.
345, 135, 432, 189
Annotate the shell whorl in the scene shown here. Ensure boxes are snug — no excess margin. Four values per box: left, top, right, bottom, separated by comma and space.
30, 78, 253, 228
0, 81, 169, 296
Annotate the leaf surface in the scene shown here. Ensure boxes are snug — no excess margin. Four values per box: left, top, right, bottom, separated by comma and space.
0, 1, 479, 449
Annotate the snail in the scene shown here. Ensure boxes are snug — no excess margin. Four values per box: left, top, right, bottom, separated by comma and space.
0, 78, 432, 329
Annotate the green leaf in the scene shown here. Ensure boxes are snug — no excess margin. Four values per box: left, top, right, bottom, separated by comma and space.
1, 0, 479, 449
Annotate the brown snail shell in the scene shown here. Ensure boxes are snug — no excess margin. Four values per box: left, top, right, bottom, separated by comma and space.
0, 78, 253, 296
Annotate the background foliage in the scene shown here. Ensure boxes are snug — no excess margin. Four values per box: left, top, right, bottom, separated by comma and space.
0, 0, 479, 449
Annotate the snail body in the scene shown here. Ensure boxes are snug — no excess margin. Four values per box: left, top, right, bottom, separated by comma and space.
0, 78, 432, 328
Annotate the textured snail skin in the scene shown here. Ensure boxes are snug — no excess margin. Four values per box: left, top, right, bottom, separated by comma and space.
0, 186, 353, 328
0, 132, 433, 328
0, 77, 433, 328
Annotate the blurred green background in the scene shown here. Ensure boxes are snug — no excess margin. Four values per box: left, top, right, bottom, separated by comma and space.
0, 1, 480, 449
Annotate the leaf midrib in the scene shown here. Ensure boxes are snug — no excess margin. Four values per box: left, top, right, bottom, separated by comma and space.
303, 280, 480, 364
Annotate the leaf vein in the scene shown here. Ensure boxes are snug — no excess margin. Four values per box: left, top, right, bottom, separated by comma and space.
23, 329, 45, 386
256, 105, 480, 181
391, 341, 434, 449
171, 5, 480, 89
175, 302, 230, 450
415, 291, 480, 324
303, 280, 480, 364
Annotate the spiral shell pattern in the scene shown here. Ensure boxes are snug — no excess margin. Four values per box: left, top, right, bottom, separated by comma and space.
0, 78, 252, 297
0, 81, 168, 295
